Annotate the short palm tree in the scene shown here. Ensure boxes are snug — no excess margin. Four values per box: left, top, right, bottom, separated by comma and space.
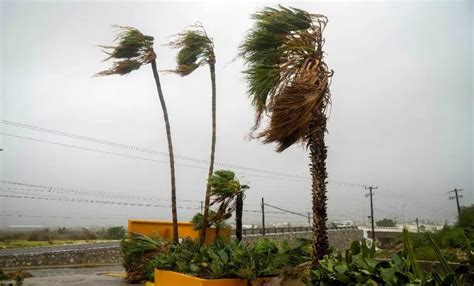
170, 24, 216, 244
97, 26, 179, 243
239, 7, 332, 265
208, 170, 249, 241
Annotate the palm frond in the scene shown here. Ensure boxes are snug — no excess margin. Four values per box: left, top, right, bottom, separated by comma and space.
170, 24, 214, 76
240, 6, 332, 151
207, 170, 248, 222
96, 26, 155, 76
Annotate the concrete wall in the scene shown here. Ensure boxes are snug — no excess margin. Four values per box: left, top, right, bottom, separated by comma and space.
242, 229, 363, 251
0, 246, 121, 269
0, 229, 362, 269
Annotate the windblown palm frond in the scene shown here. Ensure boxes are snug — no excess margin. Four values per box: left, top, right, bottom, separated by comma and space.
239, 6, 332, 152
96, 26, 155, 76
208, 170, 249, 222
170, 24, 214, 76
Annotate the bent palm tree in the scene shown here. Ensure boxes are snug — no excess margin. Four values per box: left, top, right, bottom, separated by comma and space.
170, 24, 216, 244
97, 26, 179, 243
208, 170, 248, 241
240, 7, 332, 265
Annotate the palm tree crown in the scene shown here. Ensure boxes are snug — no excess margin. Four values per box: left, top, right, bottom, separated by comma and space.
170, 24, 215, 76
239, 6, 332, 152
208, 170, 248, 223
97, 26, 155, 76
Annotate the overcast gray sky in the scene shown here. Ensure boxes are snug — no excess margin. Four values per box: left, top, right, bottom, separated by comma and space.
1, 0, 472, 228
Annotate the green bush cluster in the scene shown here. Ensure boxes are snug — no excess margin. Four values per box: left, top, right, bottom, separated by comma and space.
121, 235, 310, 282
122, 229, 473, 285
0, 226, 126, 243
311, 230, 473, 285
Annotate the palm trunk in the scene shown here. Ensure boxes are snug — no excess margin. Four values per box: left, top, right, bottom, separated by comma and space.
151, 59, 179, 243
200, 61, 217, 244
236, 192, 243, 242
309, 115, 329, 267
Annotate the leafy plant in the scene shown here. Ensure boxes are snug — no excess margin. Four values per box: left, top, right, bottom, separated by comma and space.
121, 233, 169, 283
145, 237, 310, 281
310, 230, 474, 285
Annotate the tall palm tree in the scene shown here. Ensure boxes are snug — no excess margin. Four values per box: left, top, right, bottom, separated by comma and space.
170, 24, 216, 244
239, 7, 332, 266
97, 26, 179, 243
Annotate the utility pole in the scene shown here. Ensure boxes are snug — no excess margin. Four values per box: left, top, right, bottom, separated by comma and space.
200, 201, 203, 214
448, 189, 463, 216
365, 185, 378, 242
416, 217, 419, 233
261, 197, 265, 236
307, 212, 311, 228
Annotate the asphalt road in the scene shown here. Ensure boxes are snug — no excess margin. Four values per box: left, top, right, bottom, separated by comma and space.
0, 241, 120, 256
22, 265, 140, 285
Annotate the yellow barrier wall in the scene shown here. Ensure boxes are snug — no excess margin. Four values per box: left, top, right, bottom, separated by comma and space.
128, 220, 231, 244
154, 270, 274, 286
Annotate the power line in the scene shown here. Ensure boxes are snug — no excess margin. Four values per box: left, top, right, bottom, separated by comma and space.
0, 189, 188, 209
0, 186, 283, 216
2, 121, 310, 179
1, 120, 368, 187
1, 180, 201, 204
0, 211, 130, 220
1, 132, 312, 184
263, 202, 308, 219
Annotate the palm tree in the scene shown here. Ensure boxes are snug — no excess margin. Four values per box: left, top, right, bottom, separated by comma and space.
208, 170, 248, 241
239, 7, 332, 266
170, 24, 216, 244
97, 26, 179, 243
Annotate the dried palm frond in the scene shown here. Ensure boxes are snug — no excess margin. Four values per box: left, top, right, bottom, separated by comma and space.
96, 26, 155, 76
240, 6, 332, 151
169, 23, 214, 76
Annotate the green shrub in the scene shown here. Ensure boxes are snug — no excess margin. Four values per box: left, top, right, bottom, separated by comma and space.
121, 233, 169, 283
106, 226, 126, 240
141, 236, 311, 281
310, 230, 474, 285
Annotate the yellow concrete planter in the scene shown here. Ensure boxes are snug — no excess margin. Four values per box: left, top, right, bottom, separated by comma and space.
154, 270, 274, 286
144, 281, 155, 286
128, 219, 230, 245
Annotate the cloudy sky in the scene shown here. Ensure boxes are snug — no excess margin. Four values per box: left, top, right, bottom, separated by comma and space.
1, 0, 472, 228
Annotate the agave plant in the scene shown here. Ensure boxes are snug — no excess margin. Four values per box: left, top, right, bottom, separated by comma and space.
170, 24, 216, 244
97, 26, 179, 243
240, 6, 333, 266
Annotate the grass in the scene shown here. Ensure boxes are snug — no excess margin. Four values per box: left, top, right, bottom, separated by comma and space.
0, 239, 116, 250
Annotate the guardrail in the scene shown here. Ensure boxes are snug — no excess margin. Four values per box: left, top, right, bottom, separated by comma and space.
358, 226, 404, 233
233, 225, 359, 236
